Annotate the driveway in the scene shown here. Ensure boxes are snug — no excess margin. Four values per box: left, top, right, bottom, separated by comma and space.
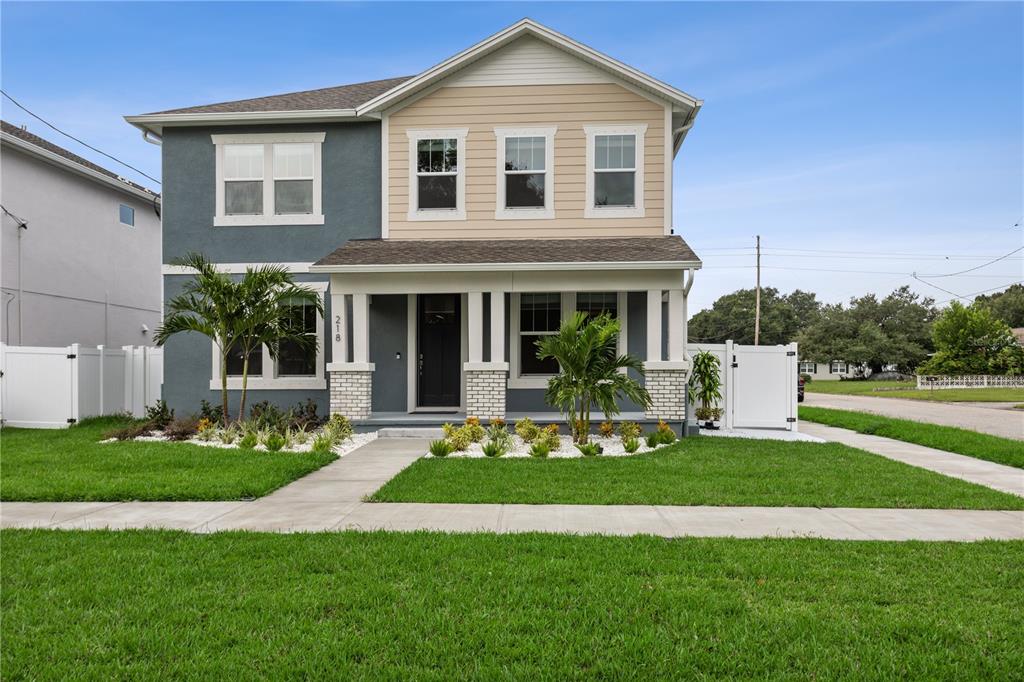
804, 393, 1024, 440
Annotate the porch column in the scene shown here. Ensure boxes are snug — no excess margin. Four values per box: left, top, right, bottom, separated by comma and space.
327, 289, 374, 421
644, 288, 687, 424
464, 290, 508, 422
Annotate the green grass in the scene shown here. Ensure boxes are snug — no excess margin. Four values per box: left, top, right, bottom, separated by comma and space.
799, 406, 1024, 469
370, 437, 1024, 509
0, 417, 336, 501
3, 530, 1022, 679
805, 380, 1024, 402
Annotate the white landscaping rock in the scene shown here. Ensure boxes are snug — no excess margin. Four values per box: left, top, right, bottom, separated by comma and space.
101, 430, 378, 456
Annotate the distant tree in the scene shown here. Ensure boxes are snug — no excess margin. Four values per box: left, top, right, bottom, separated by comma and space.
918, 301, 1023, 376
974, 283, 1024, 328
688, 288, 821, 345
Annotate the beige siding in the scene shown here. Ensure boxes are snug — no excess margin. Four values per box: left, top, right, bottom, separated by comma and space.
388, 83, 667, 239
446, 36, 612, 87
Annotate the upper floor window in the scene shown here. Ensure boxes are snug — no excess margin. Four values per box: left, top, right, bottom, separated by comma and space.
406, 128, 467, 221
584, 124, 646, 219
212, 132, 325, 227
118, 203, 135, 227
494, 126, 556, 220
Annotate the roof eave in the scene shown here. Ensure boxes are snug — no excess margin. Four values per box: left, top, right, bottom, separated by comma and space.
309, 260, 703, 274
123, 108, 363, 135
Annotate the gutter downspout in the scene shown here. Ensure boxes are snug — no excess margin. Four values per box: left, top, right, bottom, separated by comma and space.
141, 129, 162, 146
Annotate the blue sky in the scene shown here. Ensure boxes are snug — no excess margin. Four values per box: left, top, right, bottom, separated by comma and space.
2, 1, 1021, 313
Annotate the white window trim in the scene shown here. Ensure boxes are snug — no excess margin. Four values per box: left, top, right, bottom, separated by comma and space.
209, 281, 327, 390
583, 124, 647, 219
212, 132, 325, 227
830, 361, 847, 375
118, 202, 135, 227
798, 361, 817, 374
508, 291, 628, 389
493, 126, 556, 220
406, 128, 468, 221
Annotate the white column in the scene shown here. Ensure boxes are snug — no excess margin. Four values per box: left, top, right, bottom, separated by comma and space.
468, 291, 483, 363
489, 291, 505, 364
646, 289, 662, 362
330, 291, 348, 365
352, 293, 370, 364
667, 289, 685, 362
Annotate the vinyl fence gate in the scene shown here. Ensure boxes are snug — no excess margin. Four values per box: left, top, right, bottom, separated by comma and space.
687, 341, 799, 431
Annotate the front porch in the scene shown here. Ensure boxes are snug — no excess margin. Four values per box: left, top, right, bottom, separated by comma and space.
309, 236, 700, 423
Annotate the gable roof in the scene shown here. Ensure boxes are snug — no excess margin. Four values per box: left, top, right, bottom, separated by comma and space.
1, 120, 159, 200
125, 18, 701, 147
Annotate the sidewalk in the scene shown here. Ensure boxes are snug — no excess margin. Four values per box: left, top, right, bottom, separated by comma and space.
3, 435, 1022, 540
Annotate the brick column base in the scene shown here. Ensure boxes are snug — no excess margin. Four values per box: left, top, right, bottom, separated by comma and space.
464, 362, 508, 421
643, 362, 689, 421
328, 363, 374, 420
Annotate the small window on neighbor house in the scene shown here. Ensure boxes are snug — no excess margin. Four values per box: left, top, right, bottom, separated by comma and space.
416, 138, 458, 210
831, 361, 847, 374
273, 143, 314, 215
276, 300, 318, 377
799, 361, 817, 374
594, 134, 636, 207
119, 204, 135, 226
504, 136, 546, 208
519, 293, 561, 376
223, 144, 264, 215
225, 343, 263, 377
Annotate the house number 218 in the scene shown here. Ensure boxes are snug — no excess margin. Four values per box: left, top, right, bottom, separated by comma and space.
335, 315, 342, 342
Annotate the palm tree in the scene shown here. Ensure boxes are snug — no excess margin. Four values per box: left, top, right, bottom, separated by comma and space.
537, 312, 651, 444
154, 253, 323, 424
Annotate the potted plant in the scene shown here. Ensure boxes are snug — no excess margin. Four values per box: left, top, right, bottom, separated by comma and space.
688, 350, 723, 430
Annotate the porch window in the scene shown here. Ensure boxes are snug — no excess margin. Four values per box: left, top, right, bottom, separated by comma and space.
519, 293, 561, 376
494, 127, 556, 219
407, 128, 467, 221
576, 292, 618, 320
212, 132, 325, 226
584, 124, 646, 219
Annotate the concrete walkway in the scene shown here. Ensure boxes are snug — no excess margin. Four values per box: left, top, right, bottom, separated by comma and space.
3, 436, 1023, 540
801, 422, 1024, 497
804, 392, 1024, 440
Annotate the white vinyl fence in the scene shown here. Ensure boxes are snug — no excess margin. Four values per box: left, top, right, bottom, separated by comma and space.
0, 344, 163, 428
916, 374, 1024, 389
687, 341, 799, 431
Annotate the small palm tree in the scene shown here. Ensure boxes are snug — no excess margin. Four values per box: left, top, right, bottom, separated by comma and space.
154, 253, 323, 424
537, 312, 651, 444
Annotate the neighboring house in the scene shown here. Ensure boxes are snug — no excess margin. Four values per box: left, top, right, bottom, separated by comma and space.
798, 360, 860, 381
1, 121, 161, 347
126, 19, 702, 422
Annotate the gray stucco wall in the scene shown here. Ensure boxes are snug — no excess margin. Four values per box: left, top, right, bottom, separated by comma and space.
160, 122, 381, 264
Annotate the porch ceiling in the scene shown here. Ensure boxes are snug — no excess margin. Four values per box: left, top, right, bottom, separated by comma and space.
310, 236, 701, 273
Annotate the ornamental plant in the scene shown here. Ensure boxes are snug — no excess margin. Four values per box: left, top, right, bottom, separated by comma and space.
515, 417, 541, 443
688, 350, 723, 423
428, 440, 453, 457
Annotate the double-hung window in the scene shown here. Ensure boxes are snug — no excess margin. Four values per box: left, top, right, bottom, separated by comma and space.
407, 128, 467, 220
584, 124, 646, 218
494, 127, 556, 219
798, 361, 817, 374
212, 132, 325, 226
830, 361, 847, 374
276, 298, 319, 377
518, 293, 562, 376
576, 291, 628, 360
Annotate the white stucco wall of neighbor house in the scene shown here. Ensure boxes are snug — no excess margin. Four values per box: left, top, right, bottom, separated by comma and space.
1, 144, 162, 347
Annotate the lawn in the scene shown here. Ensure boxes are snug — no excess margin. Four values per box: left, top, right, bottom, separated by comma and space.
805, 379, 1024, 402
369, 437, 1024, 509
3, 530, 1021, 679
799, 406, 1024, 469
0, 417, 336, 501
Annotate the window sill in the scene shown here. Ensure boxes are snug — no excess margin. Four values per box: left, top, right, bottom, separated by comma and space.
209, 377, 327, 391
508, 373, 555, 389
495, 207, 554, 221
214, 214, 325, 227
406, 208, 465, 222
583, 205, 645, 219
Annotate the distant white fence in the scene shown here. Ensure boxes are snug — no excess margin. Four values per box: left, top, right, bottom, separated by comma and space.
0, 344, 163, 428
916, 375, 1024, 390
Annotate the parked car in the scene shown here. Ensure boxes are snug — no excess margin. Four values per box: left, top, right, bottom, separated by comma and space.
797, 376, 805, 402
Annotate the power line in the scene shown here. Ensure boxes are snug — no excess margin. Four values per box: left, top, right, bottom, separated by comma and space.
701, 251, 1024, 261
701, 264, 1017, 278
1, 89, 161, 186
934, 280, 1024, 305
913, 245, 1024, 278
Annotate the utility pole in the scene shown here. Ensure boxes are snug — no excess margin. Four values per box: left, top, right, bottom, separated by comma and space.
754, 235, 761, 346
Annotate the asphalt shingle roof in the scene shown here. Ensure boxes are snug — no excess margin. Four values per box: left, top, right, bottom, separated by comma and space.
314, 236, 700, 267
145, 76, 413, 115
1, 120, 158, 196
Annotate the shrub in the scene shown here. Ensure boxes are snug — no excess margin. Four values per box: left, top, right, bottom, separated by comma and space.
442, 423, 457, 438
196, 416, 214, 432
645, 432, 660, 449
324, 414, 353, 443
489, 417, 506, 429
462, 421, 486, 443
537, 429, 561, 452
448, 427, 471, 452
217, 426, 238, 445
196, 422, 217, 442
250, 401, 288, 433
658, 425, 678, 444
288, 399, 323, 430
486, 424, 513, 451
428, 439, 453, 457
575, 442, 601, 457
618, 421, 642, 440
482, 441, 506, 458
311, 433, 334, 454
104, 421, 151, 441
465, 416, 481, 427
290, 424, 310, 446
238, 432, 258, 449
529, 442, 550, 458
545, 423, 560, 435
695, 406, 714, 422
514, 418, 541, 443
144, 400, 174, 430
164, 417, 199, 441
198, 399, 224, 425
623, 437, 640, 454
263, 431, 286, 452
598, 421, 615, 438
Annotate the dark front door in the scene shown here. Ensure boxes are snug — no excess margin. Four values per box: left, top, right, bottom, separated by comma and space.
418, 294, 461, 408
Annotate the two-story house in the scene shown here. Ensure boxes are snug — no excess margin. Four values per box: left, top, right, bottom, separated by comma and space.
126, 19, 703, 424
